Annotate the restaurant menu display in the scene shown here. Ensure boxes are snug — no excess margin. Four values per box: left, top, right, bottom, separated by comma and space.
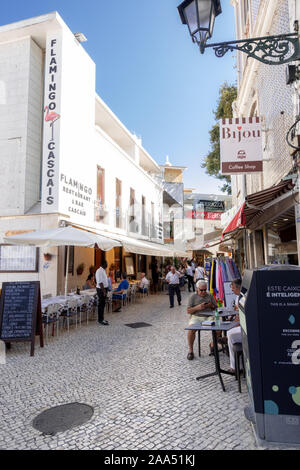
0, 281, 43, 356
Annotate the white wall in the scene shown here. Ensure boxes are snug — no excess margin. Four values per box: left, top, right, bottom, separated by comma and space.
0, 37, 43, 216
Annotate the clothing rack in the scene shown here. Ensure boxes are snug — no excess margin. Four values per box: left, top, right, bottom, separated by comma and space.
207, 256, 241, 305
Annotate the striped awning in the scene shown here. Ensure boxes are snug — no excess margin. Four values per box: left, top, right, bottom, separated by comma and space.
220, 178, 295, 240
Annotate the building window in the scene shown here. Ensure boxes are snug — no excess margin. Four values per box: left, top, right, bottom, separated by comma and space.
95, 166, 106, 222
64, 246, 74, 276
97, 166, 105, 204
0, 245, 39, 272
116, 178, 122, 228
129, 188, 138, 233
142, 196, 147, 236
151, 202, 156, 238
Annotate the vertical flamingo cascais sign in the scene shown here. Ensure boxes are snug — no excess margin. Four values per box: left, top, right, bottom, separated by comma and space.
41, 33, 62, 212
220, 117, 263, 175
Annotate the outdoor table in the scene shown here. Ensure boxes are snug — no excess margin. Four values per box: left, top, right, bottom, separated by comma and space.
41, 295, 70, 313
185, 321, 240, 392
191, 310, 237, 357
41, 294, 84, 313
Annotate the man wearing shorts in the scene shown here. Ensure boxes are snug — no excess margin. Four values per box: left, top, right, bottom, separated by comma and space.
186, 280, 217, 360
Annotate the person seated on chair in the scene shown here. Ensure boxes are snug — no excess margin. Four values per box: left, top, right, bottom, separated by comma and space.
227, 278, 242, 372
112, 272, 129, 312
138, 272, 149, 294
186, 280, 217, 361
82, 273, 95, 290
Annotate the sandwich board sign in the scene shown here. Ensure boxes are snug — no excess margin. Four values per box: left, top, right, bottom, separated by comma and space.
0, 281, 44, 357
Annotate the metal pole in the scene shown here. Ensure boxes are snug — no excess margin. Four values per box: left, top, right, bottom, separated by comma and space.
64, 245, 70, 296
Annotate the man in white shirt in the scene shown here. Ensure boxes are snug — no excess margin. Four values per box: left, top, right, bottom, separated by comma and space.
194, 264, 206, 282
95, 260, 109, 325
166, 266, 182, 308
138, 273, 149, 294
186, 262, 195, 292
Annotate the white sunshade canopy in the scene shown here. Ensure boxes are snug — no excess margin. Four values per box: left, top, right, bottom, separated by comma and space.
98, 232, 174, 257
3, 226, 121, 251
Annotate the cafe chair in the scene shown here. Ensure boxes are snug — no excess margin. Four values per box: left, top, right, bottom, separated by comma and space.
80, 295, 95, 324
130, 284, 137, 304
121, 289, 128, 310
42, 303, 62, 342
105, 291, 113, 313
61, 299, 80, 333
233, 343, 245, 393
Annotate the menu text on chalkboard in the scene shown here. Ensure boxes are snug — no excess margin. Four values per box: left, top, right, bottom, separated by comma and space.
0, 281, 43, 356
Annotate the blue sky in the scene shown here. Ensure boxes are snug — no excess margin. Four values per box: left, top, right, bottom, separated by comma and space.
1, 0, 237, 194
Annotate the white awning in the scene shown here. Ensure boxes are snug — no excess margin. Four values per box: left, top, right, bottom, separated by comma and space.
107, 233, 174, 257
3, 226, 121, 251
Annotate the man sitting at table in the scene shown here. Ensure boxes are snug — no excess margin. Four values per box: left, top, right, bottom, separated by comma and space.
112, 272, 130, 312
138, 272, 149, 294
186, 280, 217, 360
226, 278, 242, 372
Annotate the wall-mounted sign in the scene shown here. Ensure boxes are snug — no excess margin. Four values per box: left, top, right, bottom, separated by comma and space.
41, 33, 62, 212
185, 211, 222, 220
60, 173, 94, 217
196, 200, 225, 212
220, 117, 263, 174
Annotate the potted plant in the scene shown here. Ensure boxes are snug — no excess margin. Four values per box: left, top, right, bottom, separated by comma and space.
43, 253, 52, 261
76, 263, 85, 276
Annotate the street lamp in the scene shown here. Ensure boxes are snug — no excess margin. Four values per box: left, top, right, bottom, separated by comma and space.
178, 0, 300, 65
177, 0, 222, 54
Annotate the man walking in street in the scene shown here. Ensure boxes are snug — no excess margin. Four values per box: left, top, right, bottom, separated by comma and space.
186, 262, 195, 292
165, 266, 182, 308
96, 260, 109, 325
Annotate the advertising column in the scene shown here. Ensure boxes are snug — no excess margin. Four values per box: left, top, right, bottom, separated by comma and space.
41, 32, 62, 213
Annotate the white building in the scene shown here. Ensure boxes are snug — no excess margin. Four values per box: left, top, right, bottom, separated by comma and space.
0, 12, 172, 294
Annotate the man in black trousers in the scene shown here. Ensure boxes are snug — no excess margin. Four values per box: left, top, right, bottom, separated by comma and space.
165, 266, 182, 308
95, 260, 109, 325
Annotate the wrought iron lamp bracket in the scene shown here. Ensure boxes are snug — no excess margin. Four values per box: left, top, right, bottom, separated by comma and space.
205, 33, 300, 66
286, 115, 300, 151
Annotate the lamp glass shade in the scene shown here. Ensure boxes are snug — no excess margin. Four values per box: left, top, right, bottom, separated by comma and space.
179, 0, 219, 49
184, 1, 198, 36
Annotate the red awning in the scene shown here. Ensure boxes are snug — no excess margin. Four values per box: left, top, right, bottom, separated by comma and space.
221, 203, 245, 240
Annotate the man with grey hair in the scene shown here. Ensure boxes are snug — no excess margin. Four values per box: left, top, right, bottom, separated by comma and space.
186, 280, 217, 360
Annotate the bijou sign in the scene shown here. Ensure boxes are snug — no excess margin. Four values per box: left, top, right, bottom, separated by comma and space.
220, 117, 263, 175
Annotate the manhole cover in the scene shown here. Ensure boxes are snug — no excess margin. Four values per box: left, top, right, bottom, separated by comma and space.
32, 402, 94, 435
125, 322, 152, 329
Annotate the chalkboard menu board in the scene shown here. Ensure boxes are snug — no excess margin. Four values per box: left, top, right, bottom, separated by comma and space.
0, 281, 43, 356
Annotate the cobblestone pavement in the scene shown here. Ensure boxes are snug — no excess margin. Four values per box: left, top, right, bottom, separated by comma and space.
1, 291, 262, 450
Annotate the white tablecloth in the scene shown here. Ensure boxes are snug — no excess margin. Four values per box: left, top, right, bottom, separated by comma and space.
42, 293, 96, 313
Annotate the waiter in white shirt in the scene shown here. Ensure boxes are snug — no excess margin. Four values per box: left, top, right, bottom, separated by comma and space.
95, 260, 109, 325
165, 266, 182, 308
